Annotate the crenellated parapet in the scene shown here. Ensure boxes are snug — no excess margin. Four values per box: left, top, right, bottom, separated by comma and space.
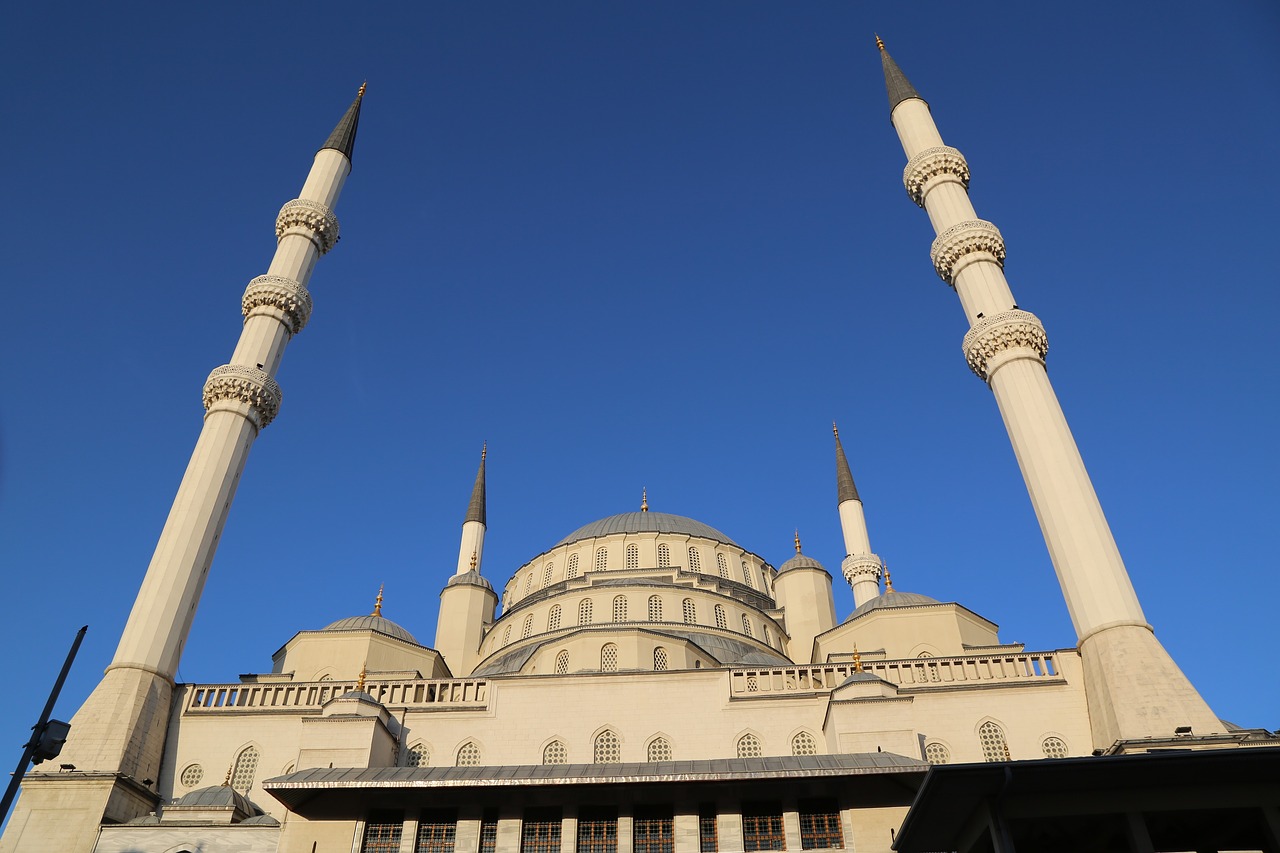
202, 364, 283, 431
276, 198, 340, 254
962, 309, 1049, 382
930, 219, 1005, 285
903, 145, 970, 207
242, 275, 313, 335
841, 553, 883, 588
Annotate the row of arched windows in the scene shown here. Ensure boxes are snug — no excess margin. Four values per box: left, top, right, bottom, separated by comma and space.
553, 644, 672, 674
923, 723, 1070, 765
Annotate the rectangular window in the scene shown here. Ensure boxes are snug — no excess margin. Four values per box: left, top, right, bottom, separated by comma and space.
362, 810, 405, 853
577, 807, 618, 853
798, 800, 843, 850
698, 805, 718, 853
480, 810, 499, 853
741, 803, 785, 852
521, 808, 563, 853
633, 806, 674, 853
416, 809, 458, 853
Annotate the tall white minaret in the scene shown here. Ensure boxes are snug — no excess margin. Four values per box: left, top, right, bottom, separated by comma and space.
2, 88, 366, 850
877, 39, 1221, 747
835, 424, 883, 607
436, 447, 499, 676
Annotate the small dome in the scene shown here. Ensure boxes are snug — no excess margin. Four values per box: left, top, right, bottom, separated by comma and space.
839, 671, 885, 686
241, 813, 281, 825
336, 689, 380, 702
446, 570, 493, 590
126, 812, 161, 825
847, 590, 941, 620
779, 553, 825, 573
322, 614, 418, 644
555, 512, 739, 548
168, 784, 263, 815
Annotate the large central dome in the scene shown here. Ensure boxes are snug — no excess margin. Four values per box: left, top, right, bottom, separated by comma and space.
555, 512, 739, 548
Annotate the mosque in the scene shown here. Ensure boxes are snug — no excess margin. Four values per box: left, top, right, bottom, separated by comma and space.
2, 40, 1276, 853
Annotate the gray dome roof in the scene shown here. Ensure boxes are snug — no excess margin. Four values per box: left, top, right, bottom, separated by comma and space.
555, 512, 739, 548
241, 813, 281, 825
839, 671, 885, 686
322, 614, 418, 644
779, 553, 825, 573
169, 784, 263, 815
848, 590, 941, 620
446, 570, 493, 591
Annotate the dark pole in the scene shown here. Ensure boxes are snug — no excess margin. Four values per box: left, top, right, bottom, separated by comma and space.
0, 625, 88, 824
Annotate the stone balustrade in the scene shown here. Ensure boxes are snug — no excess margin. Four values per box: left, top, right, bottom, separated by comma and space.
185, 678, 489, 713
728, 652, 1062, 696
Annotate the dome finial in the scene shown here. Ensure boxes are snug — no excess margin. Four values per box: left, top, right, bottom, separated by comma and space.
481, 441, 487, 462
794, 528, 802, 553
372, 584, 384, 617
358, 81, 367, 99
222, 765, 233, 787
883, 564, 894, 593
852, 644, 864, 673
356, 663, 367, 692
875, 33, 885, 52
641, 487, 649, 512
470, 550, 478, 570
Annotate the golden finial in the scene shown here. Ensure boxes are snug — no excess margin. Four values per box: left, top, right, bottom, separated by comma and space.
470, 550, 478, 570
852, 644, 864, 673
875, 34, 886, 52
883, 565, 894, 593
358, 81, 368, 98
481, 441, 487, 462
833, 421, 839, 438
222, 765, 233, 787
794, 529, 802, 553
372, 584, 384, 617
641, 488, 649, 512
356, 663, 367, 692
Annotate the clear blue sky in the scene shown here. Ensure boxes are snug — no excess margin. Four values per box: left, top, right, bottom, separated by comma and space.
1, 0, 1277, 773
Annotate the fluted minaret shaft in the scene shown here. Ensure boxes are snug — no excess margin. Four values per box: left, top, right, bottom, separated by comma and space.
880, 41, 1220, 746
456, 445, 488, 574
835, 426, 882, 607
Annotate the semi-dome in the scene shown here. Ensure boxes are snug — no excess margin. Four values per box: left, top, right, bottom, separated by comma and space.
322, 614, 418, 644
847, 590, 941, 620
555, 512, 739, 548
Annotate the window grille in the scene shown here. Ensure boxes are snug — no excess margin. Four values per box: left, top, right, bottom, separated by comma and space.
456, 742, 481, 767
736, 734, 762, 758
653, 647, 668, 671
405, 743, 429, 767
416, 810, 458, 853
699, 807, 718, 853
579, 599, 594, 625
741, 562, 754, 588
798, 800, 843, 850
741, 804, 784, 852
525, 575, 534, 594
601, 644, 619, 672
717, 554, 730, 578
594, 729, 621, 762
1042, 736, 1068, 758
657, 544, 671, 567
647, 737, 672, 761
682, 598, 697, 624
577, 808, 618, 853
543, 563, 554, 587
626, 544, 639, 569
924, 742, 950, 765
687, 547, 701, 573
548, 605, 562, 631
762, 626, 771, 647
612, 595, 627, 622
791, 732, 817, 756
522, 614, 534, 638
714, 605, 727, 630
979, 721, 1010, 762
502, 625, 511, 646
633, 808, 674, 853
231, 746, 258, 791
741, 615, 752, 637
362, 811, 405, 853
595, 548, 608, 572
648, 595, 662, 621
555, 650, 569, 674
480, 812, 499, 853
179, 764, 203, 787
567, 554, 580, 578
543, 740, 568, 764
520, 810, 562, 853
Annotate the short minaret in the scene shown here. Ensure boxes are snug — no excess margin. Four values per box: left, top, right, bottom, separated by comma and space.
1, 88, 366, 851
878, 39, 1221, 747
835, 424, 883, 608
436, 447, 498, 677
773, 530, 837, 664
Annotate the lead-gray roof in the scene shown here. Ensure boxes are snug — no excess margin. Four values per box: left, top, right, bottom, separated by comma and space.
847, 590, 941, 620
321, 89, 363, 162
555, 512, 739, 548
879, 43, 924, 112
322, 614, 419, 644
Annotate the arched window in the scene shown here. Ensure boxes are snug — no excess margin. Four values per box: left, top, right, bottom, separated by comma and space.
543, 563, 554, 586
979, 721, 1010, 762
736, 734, 762, 758
601, 643, 619, 672
594, 729, 620, 763
626, 544, 639, 569
502, 624, 511, 645
647, 737, 672, 762
682, 598, 697, 624
924, 742, 950, 765
762, 626, 771, 647
717, 554, 730, 578
741, 614, 752, 637
612, 595, 627, 622
543, 740, 567, 765
456, 742, 481, 767
555, 650, 570, 675
521, 614, 534, 639
648, 595, 662, 621
231, 746, 259, 791
653, 647, 668, 671
687, 547, 701, 573
548, 604, 562, 631
405, 743, 429, 767
791, 732, 818, 756
578, 599, 594, 625
595, 547, 608, 572
741, 562, 754, 588
567, 554, 580, 578
714, 604, 727, 630
657, 544, 671, 567
524, 574, 534, 594
1042, 736, 1068, 759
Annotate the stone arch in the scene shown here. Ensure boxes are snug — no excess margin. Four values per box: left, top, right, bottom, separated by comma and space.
976, 719, 1011, 762
542, 738, 568, 765
924, 740, 951, 765
735, 731, 763, 758
456, 740, 482, 766
555, 649, 570, 675
404, 741, 429, 767
646, 733, 673, 762
593, 728, 622, 763
230, 743, 260, 792
600, 643, 620, 672
790, 730, 819, 756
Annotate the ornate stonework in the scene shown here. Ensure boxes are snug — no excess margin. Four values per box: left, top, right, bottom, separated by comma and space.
841, 553, 883, 588
202, 364, 283, 430
962, 309, 1049, 381
903, 146, 970, 207
929, 219, 1005, 285
275, 199, 340, 255
241, 275, 313, 335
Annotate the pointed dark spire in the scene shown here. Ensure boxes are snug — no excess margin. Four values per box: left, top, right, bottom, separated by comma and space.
834, 422, 861, 504
321, 82, 366, 163
465, 443, 487, 525
876, 36, 924, 113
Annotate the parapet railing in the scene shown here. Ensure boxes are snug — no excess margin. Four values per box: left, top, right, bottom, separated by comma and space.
728, 652, 1062, 696
185, 678, 488, 713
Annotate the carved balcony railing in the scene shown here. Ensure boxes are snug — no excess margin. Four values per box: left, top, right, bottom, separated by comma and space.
728, 652, 1063, 697
185, 678, 488, 713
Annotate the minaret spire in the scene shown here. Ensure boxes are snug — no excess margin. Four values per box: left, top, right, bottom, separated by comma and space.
876, 36, 923, 113
456, 444, 488, 573
834, 423, 883, 607
833, 422, 860, 503
882, 42, 1222, 747
321, 82, 366, 164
